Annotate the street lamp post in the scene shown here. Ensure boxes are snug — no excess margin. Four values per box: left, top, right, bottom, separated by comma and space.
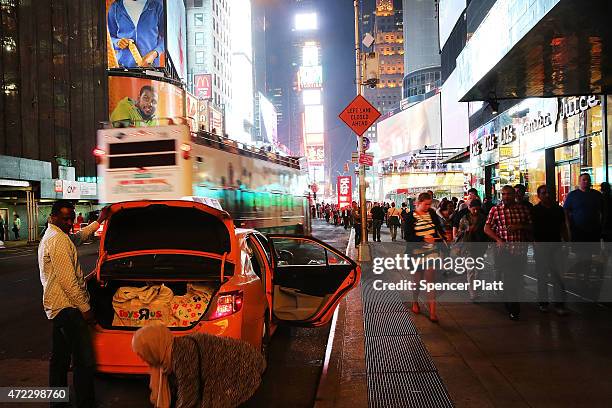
354, 0, 371, 262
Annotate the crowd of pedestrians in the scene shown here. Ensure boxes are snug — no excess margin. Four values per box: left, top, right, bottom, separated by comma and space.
323, 173, 605, 323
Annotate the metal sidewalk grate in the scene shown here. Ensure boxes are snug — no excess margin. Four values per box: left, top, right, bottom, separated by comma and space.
363, 312, 418, 336
368, 371, 454, 408
365, 335, 436, 373
363, 300, 410, 314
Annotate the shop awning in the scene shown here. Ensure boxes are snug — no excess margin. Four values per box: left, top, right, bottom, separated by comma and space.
458, 0, 611, 101
442, 147, 470, 164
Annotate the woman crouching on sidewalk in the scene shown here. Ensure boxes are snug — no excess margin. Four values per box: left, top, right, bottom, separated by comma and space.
132, 323, 266, 408
404, 192, 446, 322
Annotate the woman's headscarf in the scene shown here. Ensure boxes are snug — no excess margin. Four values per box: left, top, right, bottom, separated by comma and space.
132, 323, 174, 408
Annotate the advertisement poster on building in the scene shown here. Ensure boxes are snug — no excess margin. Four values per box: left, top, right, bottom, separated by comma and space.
337, 176, 352, 209
209, 105, 224, 136
259, 92, 278, 144
166, 0, 187, 80
306, 145, 325, 164
108, 76, 183, 126
194, 74, 213, 100
106, 0, 165, 69
185, 91, 199, 132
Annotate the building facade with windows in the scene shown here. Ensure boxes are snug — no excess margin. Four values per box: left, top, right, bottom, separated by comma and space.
402, 0, 441, 98
187, 0, 232, 120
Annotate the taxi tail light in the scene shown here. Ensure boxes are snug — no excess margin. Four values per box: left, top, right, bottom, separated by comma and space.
93, 147, 105, 165
180, 143, 191, 160
204, 290, 243, 320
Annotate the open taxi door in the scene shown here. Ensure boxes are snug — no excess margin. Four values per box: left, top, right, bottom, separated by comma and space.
266, 235, 360, 327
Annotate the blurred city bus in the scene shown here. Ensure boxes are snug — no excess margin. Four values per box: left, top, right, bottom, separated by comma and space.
95, 123, 311, 234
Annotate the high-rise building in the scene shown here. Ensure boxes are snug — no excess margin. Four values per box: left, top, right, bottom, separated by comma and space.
402, 0, 441, 98
186, 0, 232, 120
362, 0, 404, 143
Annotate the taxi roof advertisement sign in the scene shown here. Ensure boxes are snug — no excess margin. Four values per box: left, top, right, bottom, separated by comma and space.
106, 0, 166, 69
337, 176, 352, 209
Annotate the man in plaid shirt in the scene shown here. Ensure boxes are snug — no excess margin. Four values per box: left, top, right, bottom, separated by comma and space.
484, 185, 533, 320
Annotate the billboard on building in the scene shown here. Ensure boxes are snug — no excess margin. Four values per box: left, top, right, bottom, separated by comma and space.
299, 66, 323, 89
306, 144, 325, 164
108, 76, 183, 126
166, 0, 187, 80
337, 176, 352, 209
185, 91, 199, 132
194, 74, 213, 100
439, 0, 466, 50
377, 93, 442, 159
106, 0, 165, 69
441, 69, 469, 148
209, 105, 224, 136
259, 92, 278, 144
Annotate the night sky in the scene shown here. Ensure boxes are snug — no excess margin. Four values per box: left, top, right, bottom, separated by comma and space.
261, 0, 363, 181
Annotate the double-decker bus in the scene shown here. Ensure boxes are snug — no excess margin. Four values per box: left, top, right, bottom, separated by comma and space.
95, 123, 311, 234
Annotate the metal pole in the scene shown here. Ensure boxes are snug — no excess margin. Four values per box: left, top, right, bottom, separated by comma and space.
354, 0, 371, 262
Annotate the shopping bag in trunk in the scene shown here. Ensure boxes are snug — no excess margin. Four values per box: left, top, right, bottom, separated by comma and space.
112, 285, 174, 327
170, 283, 216, 327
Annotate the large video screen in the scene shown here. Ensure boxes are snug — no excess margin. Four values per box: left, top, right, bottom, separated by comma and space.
108, 76, 183, 126
259, 92, 278, 144
106, 0, 165, 69
377, 93, 442, 159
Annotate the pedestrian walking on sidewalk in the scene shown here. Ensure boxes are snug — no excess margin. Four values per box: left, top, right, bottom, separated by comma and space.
455, 199, 488, 300
514, 184, 534, 208
532, 185, 569, 315
0, 213, 4, 242
436, 201, 455, 243
484, 185, 533, 320
452, 188, 480, 240
132, 323, 265, 408
404, 192, 445, 322
12, 213, 21, 240
38, 200, 110, 408
400, 202, 409, 239
563, 173, 603, 285
371, 202, 385, 242
428, 190, 440, 210
352, 201, 362, 247
601, 182, 612, 241
387, 202, 402, 241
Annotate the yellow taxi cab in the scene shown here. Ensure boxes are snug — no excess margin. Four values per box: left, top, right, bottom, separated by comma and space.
87, 200, 359, 374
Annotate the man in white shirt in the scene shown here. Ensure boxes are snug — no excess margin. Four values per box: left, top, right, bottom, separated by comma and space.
39, 200, 109, 407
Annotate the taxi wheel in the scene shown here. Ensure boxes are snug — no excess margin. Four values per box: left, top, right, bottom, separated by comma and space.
261, 310, 271, 363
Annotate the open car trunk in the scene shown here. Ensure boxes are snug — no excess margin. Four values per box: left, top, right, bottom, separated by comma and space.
90, 279, 223, 331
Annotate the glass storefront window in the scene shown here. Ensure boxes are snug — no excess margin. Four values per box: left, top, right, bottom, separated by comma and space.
580, 132, 605, 188
521, 152, 545, 204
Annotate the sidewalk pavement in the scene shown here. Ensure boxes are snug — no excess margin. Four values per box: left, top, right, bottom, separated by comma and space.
316, 226, 612, 407
0, 239, 33, 249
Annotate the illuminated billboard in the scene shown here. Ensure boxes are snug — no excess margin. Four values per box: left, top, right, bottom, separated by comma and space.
106, 0, 165, 69
108, 76, 183, 126
302, 45, 319, 66
305, 133, 324, 145
304, 105, 324, 134
303, 89, 322, 105
299, 66, 323, 89
377, 93, 442, 159
337, 176, 352, 209
259, 92, 278, 144
194, 74, 212, 99
295, 13, 318, 31
306, 144, 325, 164
167, 0, 187, 80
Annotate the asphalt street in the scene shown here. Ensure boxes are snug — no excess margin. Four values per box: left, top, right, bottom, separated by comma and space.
0, 219, 350, 407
